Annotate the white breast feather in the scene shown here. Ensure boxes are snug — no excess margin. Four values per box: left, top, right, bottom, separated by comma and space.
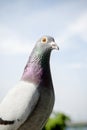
0, 81, 39, 130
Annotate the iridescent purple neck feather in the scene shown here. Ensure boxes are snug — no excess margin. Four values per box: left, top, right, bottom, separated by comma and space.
21, 47, 51, 85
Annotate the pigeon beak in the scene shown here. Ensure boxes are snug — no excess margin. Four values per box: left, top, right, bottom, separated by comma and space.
50, 42, 59, 50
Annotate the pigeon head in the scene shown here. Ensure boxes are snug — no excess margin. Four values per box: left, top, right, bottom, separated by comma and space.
35, 35, 59, 55
21, 36, 59, 84
29, 36, 59, 63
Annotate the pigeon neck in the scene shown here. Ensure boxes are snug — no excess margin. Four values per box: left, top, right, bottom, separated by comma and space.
21, 50, 51, 85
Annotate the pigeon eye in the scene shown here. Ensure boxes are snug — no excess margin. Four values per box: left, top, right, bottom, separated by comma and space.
41, 37, 47, 44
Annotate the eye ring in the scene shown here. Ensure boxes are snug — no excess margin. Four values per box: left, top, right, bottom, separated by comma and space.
41, 37, 48, 43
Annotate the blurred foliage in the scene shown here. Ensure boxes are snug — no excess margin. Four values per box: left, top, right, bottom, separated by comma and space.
43, 112, 70, 130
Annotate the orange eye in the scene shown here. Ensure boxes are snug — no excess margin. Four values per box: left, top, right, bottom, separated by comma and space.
41, 37, 47, 43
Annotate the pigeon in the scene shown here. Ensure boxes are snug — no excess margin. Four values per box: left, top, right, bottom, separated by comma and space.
0, 35, 59, 130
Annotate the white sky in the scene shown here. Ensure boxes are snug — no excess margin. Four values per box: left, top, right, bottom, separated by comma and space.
0, 0, 87, 122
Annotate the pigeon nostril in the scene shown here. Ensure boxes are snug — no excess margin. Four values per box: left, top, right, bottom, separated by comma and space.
51, 42, 59, 50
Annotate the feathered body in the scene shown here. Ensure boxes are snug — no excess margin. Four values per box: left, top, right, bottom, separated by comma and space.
0, 36, 58, 130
